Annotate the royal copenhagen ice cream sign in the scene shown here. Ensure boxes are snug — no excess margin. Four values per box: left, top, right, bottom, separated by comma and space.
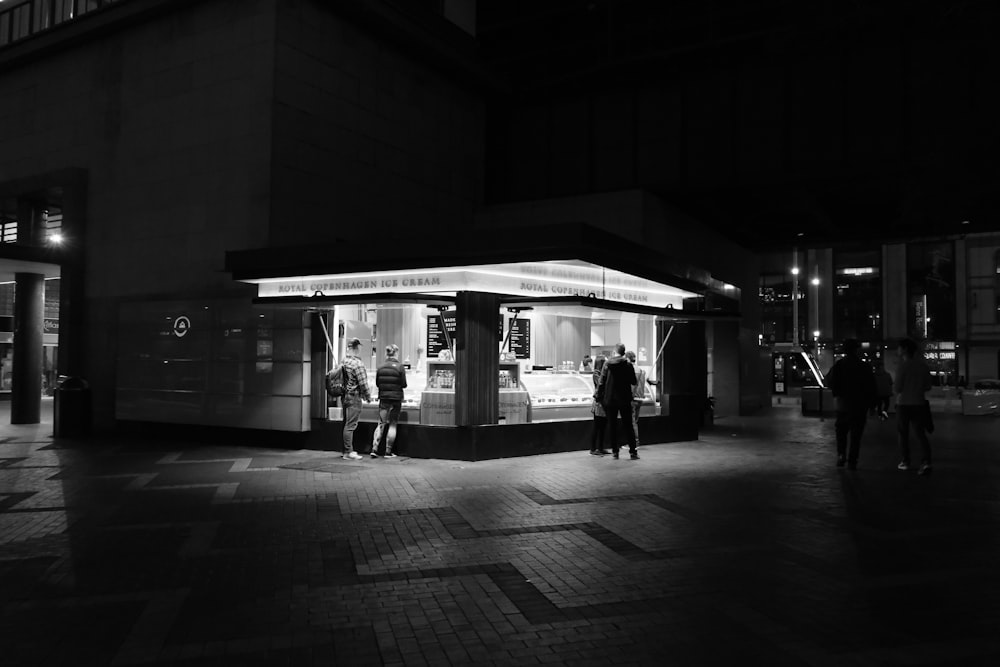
247, 261, 693, 309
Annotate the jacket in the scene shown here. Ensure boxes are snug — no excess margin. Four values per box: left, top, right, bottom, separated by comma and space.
825, 355, 876, 412
375, 357, 408, 402
631, 366, 647, 401
895, 358, 931, 406
341, 355, 372, 404
597, 356, 637, 408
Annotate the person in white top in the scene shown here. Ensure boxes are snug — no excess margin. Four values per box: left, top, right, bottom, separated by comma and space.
625, 351, 647, 449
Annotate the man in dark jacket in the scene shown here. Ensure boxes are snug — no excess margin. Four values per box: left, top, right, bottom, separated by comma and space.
825, 338, 877, 470
596, 343, 639, 460
372, 343, 407, 458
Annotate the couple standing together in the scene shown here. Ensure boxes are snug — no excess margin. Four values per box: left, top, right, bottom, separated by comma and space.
590, 343, 644, 460
827, 337, 933, 475
338, 338, 406, 461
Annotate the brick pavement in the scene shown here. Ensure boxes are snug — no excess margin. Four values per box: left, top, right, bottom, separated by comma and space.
2, 398, 999, 666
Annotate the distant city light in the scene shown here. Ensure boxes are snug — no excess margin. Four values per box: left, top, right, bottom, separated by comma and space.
838, 267, 876, 276
791, 267, 800, 275
811, 277, 820, 286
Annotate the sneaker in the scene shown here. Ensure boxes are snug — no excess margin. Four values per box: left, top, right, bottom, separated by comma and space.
917, 463, 932, 476
630, 452, 640, 460
370, 451, 380, 458
343, 452, 363, 461
384, 453, 397, 458
897, 462, 909, 471
612, 451, 620, 460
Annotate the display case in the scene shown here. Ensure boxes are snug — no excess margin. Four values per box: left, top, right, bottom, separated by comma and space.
420, 360, 456, 425
521, 371, 596, 422
499, 362, 529, 424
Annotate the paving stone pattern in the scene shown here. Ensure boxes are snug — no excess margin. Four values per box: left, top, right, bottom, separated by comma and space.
2, 400, 1000, 666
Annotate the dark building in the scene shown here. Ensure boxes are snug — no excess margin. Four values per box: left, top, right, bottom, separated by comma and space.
0, 0, 997, 453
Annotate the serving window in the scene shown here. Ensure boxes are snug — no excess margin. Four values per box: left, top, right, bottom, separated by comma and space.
315, 300, 666, 427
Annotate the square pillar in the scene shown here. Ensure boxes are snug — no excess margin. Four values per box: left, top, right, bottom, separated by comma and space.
454, 291, 500, 426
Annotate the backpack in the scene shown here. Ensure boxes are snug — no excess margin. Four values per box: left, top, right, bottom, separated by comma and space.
325, 362, 346, 398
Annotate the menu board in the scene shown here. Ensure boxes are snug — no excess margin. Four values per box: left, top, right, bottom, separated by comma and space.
427, 314, 456, 357
509, 318, 531, 359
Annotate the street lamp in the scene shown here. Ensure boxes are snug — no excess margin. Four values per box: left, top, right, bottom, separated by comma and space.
791, 255, 800, 350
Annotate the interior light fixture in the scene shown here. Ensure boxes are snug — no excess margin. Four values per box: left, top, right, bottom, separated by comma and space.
48, 232, 64, 245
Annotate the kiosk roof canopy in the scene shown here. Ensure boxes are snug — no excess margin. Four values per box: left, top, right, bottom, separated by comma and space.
243, 259, 698, 310
225, 222, 724, 297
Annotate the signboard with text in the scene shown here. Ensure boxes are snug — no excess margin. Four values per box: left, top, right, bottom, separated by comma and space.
251, 261, 694, 309
508, 318, 531, 359
427, 314, 456, 357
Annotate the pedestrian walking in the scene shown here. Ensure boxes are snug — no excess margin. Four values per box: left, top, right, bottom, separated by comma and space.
589, 356, 610, 456
595, 343, 639, 460
372, 343, 406, 458
873, 362, 893, 420
625, 350, 647, 448
895, 338, 933, 475
340, 337, 372, 461
825, 338, 876, 470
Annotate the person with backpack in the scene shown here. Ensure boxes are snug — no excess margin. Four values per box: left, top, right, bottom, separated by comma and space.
340, 337, 372, 460
371, 343, 407, 458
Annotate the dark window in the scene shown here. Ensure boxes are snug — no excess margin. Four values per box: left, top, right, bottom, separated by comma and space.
833, 249, 882, 342
907, 241, 956, 340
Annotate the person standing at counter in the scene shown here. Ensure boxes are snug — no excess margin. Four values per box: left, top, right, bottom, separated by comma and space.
341, 337, 372, 461
596, 343, 639, 460
626, 351, 647, 448
372, 343, 407, 458
590, 356, 610, 456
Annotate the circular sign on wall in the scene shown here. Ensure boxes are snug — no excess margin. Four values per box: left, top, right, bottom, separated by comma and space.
173, 316, 191, 338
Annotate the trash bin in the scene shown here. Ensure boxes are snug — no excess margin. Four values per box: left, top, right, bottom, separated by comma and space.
54, 376, 91, 438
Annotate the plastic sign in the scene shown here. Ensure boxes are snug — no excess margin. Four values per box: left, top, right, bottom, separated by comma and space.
247, 260, 695, 309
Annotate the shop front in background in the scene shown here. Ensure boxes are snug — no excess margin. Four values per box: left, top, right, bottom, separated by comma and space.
311, 299, 665, 430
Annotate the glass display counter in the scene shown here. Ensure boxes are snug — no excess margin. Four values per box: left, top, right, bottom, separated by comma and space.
421, 360, 456, 425
521, 371, 596, 422
499, 361, 529, 424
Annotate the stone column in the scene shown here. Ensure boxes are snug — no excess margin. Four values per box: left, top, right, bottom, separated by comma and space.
11, 198, 47, 424
12, 273, 44, 424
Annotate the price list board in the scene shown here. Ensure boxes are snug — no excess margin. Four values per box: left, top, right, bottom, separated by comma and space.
508, 318, 531, 359
427, 314, 456, 357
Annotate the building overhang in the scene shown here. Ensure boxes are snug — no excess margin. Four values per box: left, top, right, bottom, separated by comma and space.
226, 222, 734, 306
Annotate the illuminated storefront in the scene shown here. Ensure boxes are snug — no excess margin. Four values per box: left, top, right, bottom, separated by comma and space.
116, 224, 740, 459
